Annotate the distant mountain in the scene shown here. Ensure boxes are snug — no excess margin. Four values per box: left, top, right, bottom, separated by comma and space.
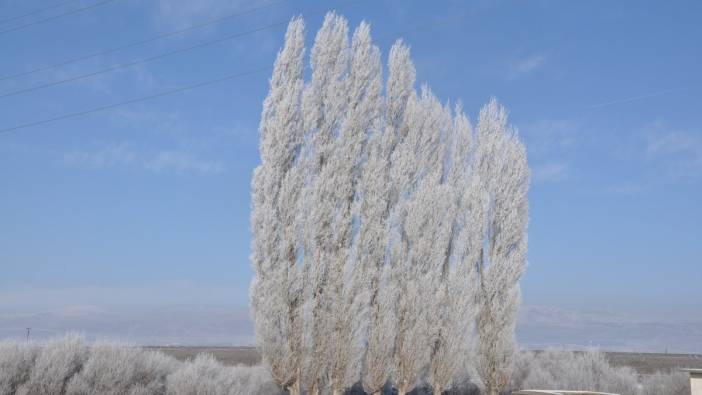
518, 305, 702, 353
0, 305, 254, 346
2, 303, 701, 353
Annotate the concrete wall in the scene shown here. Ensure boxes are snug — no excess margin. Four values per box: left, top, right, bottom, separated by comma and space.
691, 372, 702, 395
513, 391, 620, 395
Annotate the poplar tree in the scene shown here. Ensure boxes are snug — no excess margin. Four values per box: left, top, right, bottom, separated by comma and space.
251, 14, 529, 395
474, 99, 530, 395
299, 12, 350, 395
249, 17, 305, 395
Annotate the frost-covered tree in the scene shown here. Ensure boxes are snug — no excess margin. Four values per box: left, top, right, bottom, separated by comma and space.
387, 86, 451, 395
249, 16, 306, 395
474, 98, 530, 395
250, 13, 530, 395
427, 107, 482, 395
357, 40, 414, 395
324, 21, 383, 395
298, 12, 351, 395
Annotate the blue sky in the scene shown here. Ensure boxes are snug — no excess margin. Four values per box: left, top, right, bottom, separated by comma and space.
1, 0, 701, 346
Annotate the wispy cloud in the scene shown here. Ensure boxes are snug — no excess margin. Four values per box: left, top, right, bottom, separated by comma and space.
521, 119, 577, 156
63, 142, 137, 169
145, 151, 225, 174
521, 119, 578, 183
63, 142, 225, 175
602, 183, 648, 196
508, 52, 546, 79
531, 162, 567, 183
152, 0, 254, 32
644, 122, 702, 180
590, 88, 684, 109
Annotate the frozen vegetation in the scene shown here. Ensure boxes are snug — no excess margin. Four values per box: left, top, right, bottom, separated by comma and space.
0, 335, 691, 395
507, 350, 690, 395
0, 334, 278, 395
251, 12, 528, 395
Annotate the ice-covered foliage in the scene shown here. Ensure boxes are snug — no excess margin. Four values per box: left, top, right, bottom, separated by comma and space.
250, 12, 529, 395
65, 342, 179, 395
0, 335, 280, 395
509, 349, 690, 395
17, 333, 89, 395
640, 371, 690, 395
166, 354, 279, 395
0, 340, 39, 394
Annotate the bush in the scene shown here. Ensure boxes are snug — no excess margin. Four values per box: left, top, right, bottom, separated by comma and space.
0, 340, 40, 394
0, 335, 280, 395
16, 333, 89, 395
166, 353, 279, 395
509, 349, 690, 395
0, 336, 691, 395
640, 371, 689, 395
66, 342, 180, 395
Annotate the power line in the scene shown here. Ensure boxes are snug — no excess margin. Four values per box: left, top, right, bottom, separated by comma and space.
0, 0, 83, 24
0, 11, 471, 135
0, 20, 289, 99
0, 0, 363, 98
0, 66, 272, 134
0, 0, 118, 35
0, 0, 289, 82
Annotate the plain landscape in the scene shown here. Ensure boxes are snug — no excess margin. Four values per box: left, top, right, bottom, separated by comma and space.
2, 1, 700, 395
152, 346, 702, 374
1, 335, 697, 395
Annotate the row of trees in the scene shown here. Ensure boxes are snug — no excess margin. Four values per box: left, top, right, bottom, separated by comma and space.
250, 13, 529, 395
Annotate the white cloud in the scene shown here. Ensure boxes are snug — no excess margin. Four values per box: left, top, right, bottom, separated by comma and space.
508, 52, 546, 79
63, 142, 225, 175
153, 0, 256, 32
644, 122, 702, 180
521, 119, 577, 157
145, 151, 225, 174
602, 183, 647, 195
531, 162, 567, 183
63, 142, 137, 168
521, 119, 578, 183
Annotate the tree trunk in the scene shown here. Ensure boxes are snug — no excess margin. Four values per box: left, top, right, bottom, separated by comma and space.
486, 386, 499, 395
286, 380, 300, 395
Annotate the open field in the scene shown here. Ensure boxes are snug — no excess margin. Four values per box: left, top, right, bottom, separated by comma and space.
147, 346, 262, 366
606, 352, 702, 375
152, 346, 702, 374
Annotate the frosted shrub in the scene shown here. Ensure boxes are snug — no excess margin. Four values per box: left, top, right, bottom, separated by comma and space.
509, 350, 693, 395
16, 333, 89, 395
0, 336, 281, 395
166, 354, 279, 395
0, 340, 39, 394
66, 342, 180, 395
640, 371, 689, 395
512, 350, 639, 394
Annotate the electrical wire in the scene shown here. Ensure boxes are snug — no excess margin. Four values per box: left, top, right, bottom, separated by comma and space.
0, 0, 289, 82
0, 0, 118, 35
0, 11, 471, 135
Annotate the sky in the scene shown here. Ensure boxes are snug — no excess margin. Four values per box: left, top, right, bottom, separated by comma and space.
1, 0, 701, 349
